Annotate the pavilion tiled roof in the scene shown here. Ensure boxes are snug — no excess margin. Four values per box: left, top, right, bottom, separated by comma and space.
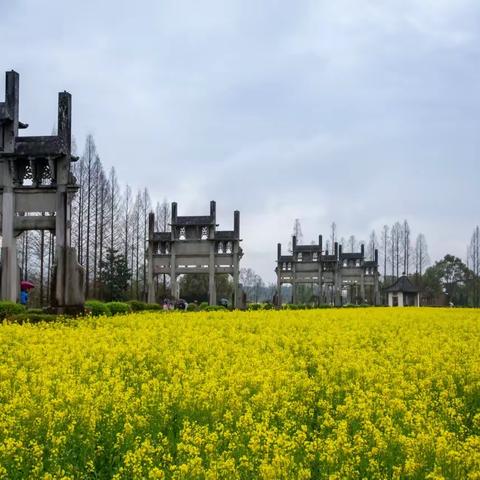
384, 275, 419, 293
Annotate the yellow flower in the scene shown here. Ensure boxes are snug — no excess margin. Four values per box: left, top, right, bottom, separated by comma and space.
0, 308, 477, 478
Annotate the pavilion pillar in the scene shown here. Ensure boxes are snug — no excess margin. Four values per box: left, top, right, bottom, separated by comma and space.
208, 242, 216, 305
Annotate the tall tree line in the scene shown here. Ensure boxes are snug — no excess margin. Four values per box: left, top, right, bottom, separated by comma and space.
19, 134, 169, 304
377, 220, 430, 282
70, 134, 159, 301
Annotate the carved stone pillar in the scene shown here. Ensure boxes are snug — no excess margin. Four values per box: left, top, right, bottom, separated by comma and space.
1, 188, 18, 302
233, 242, 240, 308
360, 270, 366, 304
208, 242, 216, 305
170, 244, 178, 300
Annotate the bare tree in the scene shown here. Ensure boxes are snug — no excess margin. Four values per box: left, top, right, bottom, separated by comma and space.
391, 222, 403, 278
71, 155, 86, 263
288, 218, 303, 252
380, 225, 389, 280
348, 235, 357, 253
368, 230, 378, 261
97, 170, 108, 299
132, 191, 142, 299
330, 222, 337, 251
106, 167, 122, 299
155, 198, 171, 233
82, 135, 97, 297
414, 233, 430, 276
401, 220, 412, 275
124, 185, 132, 261
142, 188, 151, 301
92, 155, 104, 297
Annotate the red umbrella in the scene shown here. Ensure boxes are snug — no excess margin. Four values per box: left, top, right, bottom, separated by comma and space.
20, 280, 35, 290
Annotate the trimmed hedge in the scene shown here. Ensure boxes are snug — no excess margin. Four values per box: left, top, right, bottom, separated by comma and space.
145, 303, 162, 311
127, 300, 148, 311
0, 301, 25, 319
9, 313, 58, 323
203, 305, 227, 312
105, 302, 131, 315
282, 304, 306, 310
342, 303, 370, 308
128, 300, 164, 311
85, 300, 111, 317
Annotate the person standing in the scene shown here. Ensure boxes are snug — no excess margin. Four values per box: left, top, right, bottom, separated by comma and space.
20, 289, 28, 306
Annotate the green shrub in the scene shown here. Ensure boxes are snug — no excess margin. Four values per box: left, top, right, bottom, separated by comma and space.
283, 304, 307, 310
9, 313, 57, 323
105, 302, 131, 315
128, 300, 148, 311
85, 300, 111, 317
248, 303, 263, 311
203, 305, 227, 312
186, 304, 198, 312
145, 303, 162, 311
26, 308, 45, 315
0, 301, 25, 319
317, 304, 333, 309
198, 302, 209, 311
262, 303, 274, 310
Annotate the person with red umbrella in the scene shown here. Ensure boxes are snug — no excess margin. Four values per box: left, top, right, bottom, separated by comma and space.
20, 281, 34, 305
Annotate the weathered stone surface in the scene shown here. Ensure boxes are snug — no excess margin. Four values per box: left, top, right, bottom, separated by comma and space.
0, 70, 84, 309
147, 201, 244, 308
276, 235, 380, 307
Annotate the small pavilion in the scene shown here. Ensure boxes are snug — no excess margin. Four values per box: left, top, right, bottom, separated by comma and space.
384, 275, 420, 307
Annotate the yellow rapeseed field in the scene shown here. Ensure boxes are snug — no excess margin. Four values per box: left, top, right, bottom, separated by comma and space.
0, 308, 479, 479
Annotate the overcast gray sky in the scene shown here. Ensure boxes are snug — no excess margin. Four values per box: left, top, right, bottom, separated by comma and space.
2, 0, 479, 281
